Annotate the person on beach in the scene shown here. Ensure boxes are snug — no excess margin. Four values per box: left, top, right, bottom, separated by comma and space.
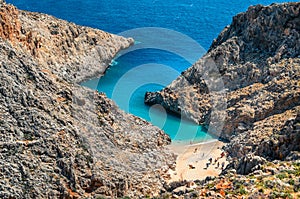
221, 152, 225, 158
189, 164, 195, 169
221, 162, 225, 170
209, 158, 212, 163
206, 162, 210, 169
217, 162, 220, 168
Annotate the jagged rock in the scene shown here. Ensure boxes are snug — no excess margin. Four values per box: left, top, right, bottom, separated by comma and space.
0, 3, 175, 198
144, 2, 300, 173
226, 109, 300, 163
0, 3, 134, 83
164, 180, 188, 192
145, 2, 300, 139
236, 155, 266, 175
157, 3, 300, 198
172, 186, 188, 195
285, 151, 300, 161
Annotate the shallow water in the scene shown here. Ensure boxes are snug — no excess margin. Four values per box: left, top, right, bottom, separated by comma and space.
81, 49, 216, 143
8, 0, 296, 143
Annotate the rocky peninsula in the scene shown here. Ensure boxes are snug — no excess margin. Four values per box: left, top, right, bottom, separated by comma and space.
146, 2, 300, 198
0, 1, 175, 198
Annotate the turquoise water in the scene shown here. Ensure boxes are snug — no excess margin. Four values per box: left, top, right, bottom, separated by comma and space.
81, 49, 214, 143
8, 0, 297, 143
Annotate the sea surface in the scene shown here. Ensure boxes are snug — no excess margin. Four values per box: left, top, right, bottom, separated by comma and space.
8, 0, 296, 144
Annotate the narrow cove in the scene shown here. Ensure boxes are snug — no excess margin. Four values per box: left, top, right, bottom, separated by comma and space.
10, 0, 292, 144
81, 47, 216, 144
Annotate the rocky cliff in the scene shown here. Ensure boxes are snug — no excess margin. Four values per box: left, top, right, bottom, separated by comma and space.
145, 2, 300, 161
0, 2, 134, 83
145, 2, 300, 198
0, 1, 175, 198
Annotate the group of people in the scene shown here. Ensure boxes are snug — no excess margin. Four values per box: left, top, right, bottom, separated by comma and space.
190, 147, 227, 170
205, 152, 226, 170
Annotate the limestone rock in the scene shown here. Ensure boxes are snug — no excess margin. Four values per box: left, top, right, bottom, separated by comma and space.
236, 155, 266, 175
145, 2, 300, 139
225, 107, 300, 163
0, 3, 175, 198
144, 2, 300, 169
0, 3, 134, 83
149, 3, 300, 198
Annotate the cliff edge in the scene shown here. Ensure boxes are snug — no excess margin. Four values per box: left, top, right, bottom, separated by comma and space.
145, 2, 300, 161
145, 2, 300, 198
0, 2, 175, 198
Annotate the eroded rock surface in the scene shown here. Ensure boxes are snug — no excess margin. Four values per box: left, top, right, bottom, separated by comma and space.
0, 3, 134, 83
143, 2, 300, 199
145, 2, 300, 166
0, 2, 175, 198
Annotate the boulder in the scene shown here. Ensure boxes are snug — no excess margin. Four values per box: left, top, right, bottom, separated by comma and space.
236, 155, 266, 175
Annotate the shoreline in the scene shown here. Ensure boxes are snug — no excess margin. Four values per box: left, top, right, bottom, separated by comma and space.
76, 39, 134, 85
171, 138, 221, 147
167, 140, 228, 182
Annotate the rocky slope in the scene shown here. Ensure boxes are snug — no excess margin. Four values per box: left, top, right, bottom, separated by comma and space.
0, 1, 133, 83
0, 1, 175, 198
143, 2, 300, 198
145, 2, 300, 166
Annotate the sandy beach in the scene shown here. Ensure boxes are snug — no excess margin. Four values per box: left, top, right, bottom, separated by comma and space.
167, 140, 228, 182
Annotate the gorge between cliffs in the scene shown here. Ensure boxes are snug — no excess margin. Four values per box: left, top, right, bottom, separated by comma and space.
0, 0, 300, 199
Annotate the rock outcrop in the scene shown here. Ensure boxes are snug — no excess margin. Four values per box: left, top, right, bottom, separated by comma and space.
142, 2, 300, 198
0, 2, 134, 83
145, 2, 300, 164
0, 2, 175, 198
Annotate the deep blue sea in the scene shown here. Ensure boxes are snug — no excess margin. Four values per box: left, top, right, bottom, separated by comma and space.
7, 0, 296, 144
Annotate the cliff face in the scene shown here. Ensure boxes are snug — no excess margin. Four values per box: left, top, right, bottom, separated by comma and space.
0, 2, 175, 198
145, 2, 300, 162
0, 3, 133, 83
143, 3, 300, 198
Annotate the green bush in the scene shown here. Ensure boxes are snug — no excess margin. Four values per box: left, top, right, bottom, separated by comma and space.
288, 179, 295, 185
276, 173, 288, 180
239, 187, 247, 195
207, 183, 214, 189
294, 166, 300, 176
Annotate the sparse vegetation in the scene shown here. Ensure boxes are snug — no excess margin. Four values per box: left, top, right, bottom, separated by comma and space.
276, 172, 288, 180
239, 187, 247, 195
288, 179, 295, 185
121, 196, 131, 199
180, 161, 300, 198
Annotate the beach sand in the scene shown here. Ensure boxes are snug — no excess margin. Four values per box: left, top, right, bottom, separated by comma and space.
167, 140, 228, 182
